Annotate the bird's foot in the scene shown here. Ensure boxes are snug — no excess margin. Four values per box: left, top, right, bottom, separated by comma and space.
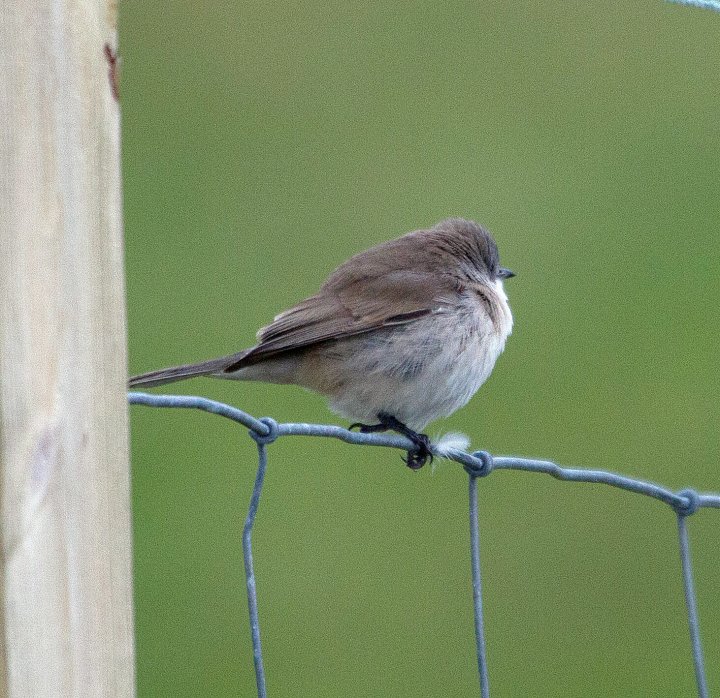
401, 432, 432, 470
353, 412, 432, 470
349, 420, 389, 434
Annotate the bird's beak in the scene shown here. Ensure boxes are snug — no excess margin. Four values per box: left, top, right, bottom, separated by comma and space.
498, 268, 515, 279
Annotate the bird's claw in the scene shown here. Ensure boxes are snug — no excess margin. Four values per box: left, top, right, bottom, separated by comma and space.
349, 414, 433, 469
349, 421, 386, 434
402, 433, 433, 470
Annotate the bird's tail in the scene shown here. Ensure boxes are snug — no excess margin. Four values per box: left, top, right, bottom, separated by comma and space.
128, 350, 250, 389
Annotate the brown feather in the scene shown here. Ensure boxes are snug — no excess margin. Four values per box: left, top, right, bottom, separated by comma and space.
225, 269, 458, 372
129, 352, 249, 388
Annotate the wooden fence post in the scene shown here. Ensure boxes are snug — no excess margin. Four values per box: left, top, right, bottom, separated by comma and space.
0, 1, 135, 695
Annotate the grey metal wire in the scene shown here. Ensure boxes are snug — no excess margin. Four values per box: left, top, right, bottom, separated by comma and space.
128, 392, 719, 697
243, 438, 270, 698
667, 0, 720, 11
468, 472, 489, 698
677, 513, 709, 698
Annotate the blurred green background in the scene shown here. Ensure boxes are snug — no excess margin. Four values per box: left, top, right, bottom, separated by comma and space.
122, 1, 719, 695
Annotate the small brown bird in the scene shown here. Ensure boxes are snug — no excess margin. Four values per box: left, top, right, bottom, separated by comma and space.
129, 218, 514, 468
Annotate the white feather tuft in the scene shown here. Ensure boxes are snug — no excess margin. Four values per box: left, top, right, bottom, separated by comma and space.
430, 432, 471, 473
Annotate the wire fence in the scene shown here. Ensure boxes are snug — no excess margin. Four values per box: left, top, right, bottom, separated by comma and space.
128, 391, 719, 698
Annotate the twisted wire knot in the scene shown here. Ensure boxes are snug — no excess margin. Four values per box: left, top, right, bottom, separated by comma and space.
673, 488, 700, 517
465, 450, 494, 478
250, 417, 280, 446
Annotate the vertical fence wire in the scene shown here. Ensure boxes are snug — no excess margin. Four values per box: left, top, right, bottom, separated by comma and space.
677, 513, 708, 698
468, 473, 490, 698
242, 439, 270, 698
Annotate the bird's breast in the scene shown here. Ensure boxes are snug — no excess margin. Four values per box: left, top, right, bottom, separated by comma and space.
307, 290, 512, 430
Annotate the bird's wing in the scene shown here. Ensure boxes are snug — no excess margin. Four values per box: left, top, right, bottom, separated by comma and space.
225, 270, 457, 371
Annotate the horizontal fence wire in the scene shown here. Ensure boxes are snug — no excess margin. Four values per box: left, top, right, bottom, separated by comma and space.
667, 0, 720, 11
129, 392, 719, 697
